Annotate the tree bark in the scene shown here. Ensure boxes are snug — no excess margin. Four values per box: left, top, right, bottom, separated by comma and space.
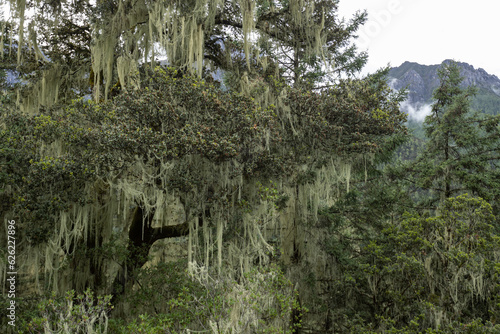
111, 205, 190, 301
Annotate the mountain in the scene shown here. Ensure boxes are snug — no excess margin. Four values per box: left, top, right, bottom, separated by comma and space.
388, 60, 500, 118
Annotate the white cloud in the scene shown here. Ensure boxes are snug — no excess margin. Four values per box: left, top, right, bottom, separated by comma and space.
401, 100, 432, 123
491, 85, 500, 97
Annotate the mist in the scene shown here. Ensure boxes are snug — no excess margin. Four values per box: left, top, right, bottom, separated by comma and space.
400, 100, 432, 123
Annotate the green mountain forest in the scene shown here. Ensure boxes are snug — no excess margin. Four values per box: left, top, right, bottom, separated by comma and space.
1, 1, 500, 333
389, 60, 500, 116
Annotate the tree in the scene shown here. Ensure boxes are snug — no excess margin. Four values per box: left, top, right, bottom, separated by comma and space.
252, 0, 368, 88
1, 66, 406, 331
402, 61, 500, 213
1, 0, 407, 331
3, 0, 368, 105
320, 192, 500, 332
315, 62, 500, 332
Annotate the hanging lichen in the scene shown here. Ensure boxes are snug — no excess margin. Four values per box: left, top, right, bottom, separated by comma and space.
0, 3, 411, 330
0, 20, 6, 60
15, 0, 25, 65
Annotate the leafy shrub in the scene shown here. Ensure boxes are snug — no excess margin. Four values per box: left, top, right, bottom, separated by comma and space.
19, 289, 112, 334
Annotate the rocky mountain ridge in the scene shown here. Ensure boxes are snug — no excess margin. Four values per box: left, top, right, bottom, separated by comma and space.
388, 60, 500, 117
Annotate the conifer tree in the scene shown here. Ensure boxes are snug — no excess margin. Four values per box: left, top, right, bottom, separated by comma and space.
407, 61, 500, 213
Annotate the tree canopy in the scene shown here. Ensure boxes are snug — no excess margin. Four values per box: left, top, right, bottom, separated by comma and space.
403, 61, 500, 212
0, 1, 409, 332
1, 1, 499, 333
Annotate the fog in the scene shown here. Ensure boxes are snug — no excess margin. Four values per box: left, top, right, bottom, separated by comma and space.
400, 100, 432, 123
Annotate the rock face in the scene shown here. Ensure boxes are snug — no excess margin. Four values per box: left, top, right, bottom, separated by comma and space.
389, 60, 500, 117
458, 62, 500, 89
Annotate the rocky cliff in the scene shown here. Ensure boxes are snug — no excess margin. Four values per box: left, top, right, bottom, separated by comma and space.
388, 60, 500, 117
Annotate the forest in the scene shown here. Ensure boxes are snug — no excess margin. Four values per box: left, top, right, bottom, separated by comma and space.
1, 0, 500, 333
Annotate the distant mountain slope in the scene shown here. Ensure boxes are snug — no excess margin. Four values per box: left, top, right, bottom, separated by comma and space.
388, 60, 500, 117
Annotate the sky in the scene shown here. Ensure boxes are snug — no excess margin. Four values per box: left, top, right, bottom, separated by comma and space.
337, 0, 500, 78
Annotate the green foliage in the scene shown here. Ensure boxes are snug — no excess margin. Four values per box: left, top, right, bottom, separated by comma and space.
19, 289, 112, 334
0, 63, 406, 245
318, 61, 500, 333
404, 61, 500, 212
125, 260, 202, 315
107, 264, 305, 334
0, 2, 442, 333
394, 120, 426, 162
239, 264, 308, 333
254, 0, 369, 87
118, 284, 206, 334
0, 110, 95, 243
115, 313, 181, 334
325, 194, 500, 332
346, 316, 500, 333
471, 88, 500, 116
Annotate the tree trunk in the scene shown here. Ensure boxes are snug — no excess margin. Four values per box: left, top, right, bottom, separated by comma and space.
111, 206, 190, 301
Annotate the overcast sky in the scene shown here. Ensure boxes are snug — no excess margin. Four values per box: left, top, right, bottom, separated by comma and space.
337, 0, 500, 78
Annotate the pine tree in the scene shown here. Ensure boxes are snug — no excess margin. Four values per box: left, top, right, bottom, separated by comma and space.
408, 61, 500, 212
